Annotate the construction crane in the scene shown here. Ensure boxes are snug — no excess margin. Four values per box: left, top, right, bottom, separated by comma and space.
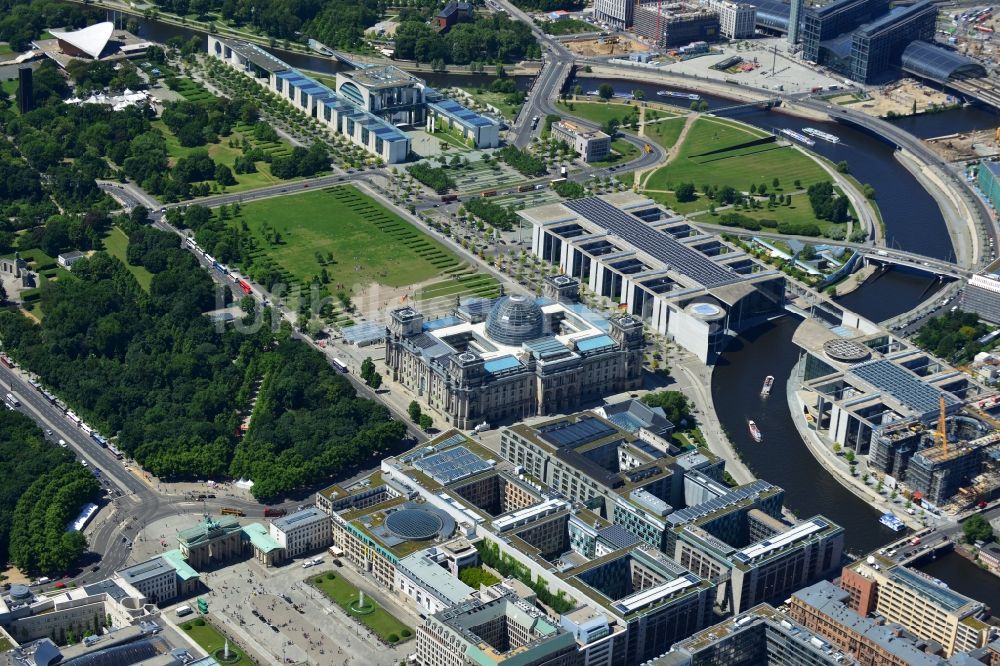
936, 395, 947, 454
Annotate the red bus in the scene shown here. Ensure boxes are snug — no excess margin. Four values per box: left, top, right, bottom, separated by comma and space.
0, 355, 13, 369
238, 280, 252, 295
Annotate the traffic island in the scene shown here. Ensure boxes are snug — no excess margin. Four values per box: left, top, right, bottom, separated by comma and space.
311, 572, 413, 645
181, 618, 256, 666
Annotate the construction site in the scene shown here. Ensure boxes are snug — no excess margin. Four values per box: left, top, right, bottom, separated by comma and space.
868, 396, 1000, 511
563, 34, 651, 57
926, 126, 1000, 162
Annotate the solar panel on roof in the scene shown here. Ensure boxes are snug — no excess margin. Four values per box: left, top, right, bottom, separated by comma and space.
563, 198, 740, 288
414, 446, 491, 484
849, 359, 958, 414
434, 433, 468, 450
538, 416, 617, 448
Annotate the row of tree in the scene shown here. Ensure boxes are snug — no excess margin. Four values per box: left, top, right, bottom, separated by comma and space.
0, 409, 94, 571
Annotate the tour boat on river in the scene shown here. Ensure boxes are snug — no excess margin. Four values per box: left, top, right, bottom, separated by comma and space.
749, 420, 763, 442
761, 375, 774, 397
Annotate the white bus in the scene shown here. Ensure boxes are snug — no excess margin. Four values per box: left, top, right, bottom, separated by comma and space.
332, 358, 349, 373
4, 392, 19, 409
175, 605, 194, 617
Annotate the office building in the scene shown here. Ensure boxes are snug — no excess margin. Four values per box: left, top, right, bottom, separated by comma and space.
550, 121, 612, 163
802, 0, 937, 83
978, 162, 1000, 218
207, 36, 499, 164
499, 414, 680, 519
790, 580, 973, 666
519, 194, 785, 364
961, 273, 1000, 326
416, 596, 579, 666
595, 0, 635, 28
564, 547, 716, 666
269, 507, 332, 558
116, 551, 200, 604
16, 67, 32, 115
653, 603, 857, 665
385, 283, 644, 430
845, 560, 991, 656
841, 2, 938, 83
396, 550, 477, 615
802, 0, 888, 62
675, 515, 844, 614
708, 0, 758, 39
634, 3, 721, 47
0, 578, 158, 647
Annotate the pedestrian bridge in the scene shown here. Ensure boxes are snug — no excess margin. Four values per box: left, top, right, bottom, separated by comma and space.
856, 247, 971, 279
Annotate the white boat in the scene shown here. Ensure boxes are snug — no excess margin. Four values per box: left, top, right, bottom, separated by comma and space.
657, 90, 701, 100
880, 513, 905, 531
749, 420, 762, 442
779, 128, 816, 146
802, 127, 841, 144
585, 90, 600, 96
761, 375, 774, 397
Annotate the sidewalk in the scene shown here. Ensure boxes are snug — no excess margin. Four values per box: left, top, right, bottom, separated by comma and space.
673, 357, 757, 486
784, 360, 927, 531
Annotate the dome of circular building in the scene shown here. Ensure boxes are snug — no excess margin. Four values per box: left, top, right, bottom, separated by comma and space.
485, 295, 545, 345
9, 584, 30, 600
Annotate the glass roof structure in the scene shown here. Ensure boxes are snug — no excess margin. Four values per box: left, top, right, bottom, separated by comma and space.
563, 198, 741, 288
901, 40, 987, 82
485, 295, 545, 345
538, 416, 617, 449
848, 359, 960, 414
428, 98, 500, 130
414, 445, 492, 484
888, 566, 977, 613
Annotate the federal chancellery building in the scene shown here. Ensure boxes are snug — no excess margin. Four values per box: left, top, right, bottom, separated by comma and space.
207, 36, 499, 164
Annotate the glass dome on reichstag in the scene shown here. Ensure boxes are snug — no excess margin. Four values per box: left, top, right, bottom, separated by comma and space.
485, 295, 545, 345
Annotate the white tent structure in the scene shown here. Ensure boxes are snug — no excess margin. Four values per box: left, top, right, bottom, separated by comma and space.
49, 21, 115, 59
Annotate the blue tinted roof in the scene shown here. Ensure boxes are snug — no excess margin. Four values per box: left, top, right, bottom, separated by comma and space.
483, 355, 522, 373
524, 337, 570, 359
576, 334, 616, 352
429, 99, 498, 129
538, 416, 618, 448
849, 359, 959, 414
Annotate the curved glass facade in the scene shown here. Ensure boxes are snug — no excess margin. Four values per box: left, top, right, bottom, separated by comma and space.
901, 40, 987, 82
338, 81, 366, 108
485, 295, 545, 345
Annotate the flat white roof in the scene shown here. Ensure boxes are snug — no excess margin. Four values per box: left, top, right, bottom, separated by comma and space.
49, 21, 114, 59
735, 518, 828, 562
492, 498, 567, 531
612, 575, 698, 613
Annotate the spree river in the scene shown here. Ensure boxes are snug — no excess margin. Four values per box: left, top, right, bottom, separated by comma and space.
135, 14, 990, 571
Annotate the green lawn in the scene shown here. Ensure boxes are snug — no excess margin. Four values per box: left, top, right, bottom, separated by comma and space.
232, 186, 461, 291
103, 226, 153, 291
313, 572, 413, 643
0, 43, 14, 56
644, 117, 828, 193
556, 100, 638, 127
697, 192, 849, 236
644, 116, 686, 150
460, 89, 522, 121
543, 18, 594, 34
181, 619, 255, 666
153, 120, 298, 194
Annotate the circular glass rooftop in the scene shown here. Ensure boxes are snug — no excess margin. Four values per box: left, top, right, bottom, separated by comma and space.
485, 295, 545, 345
691, 303, 721, 316
823, 339, 871, 363
384, 508, 444, 541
